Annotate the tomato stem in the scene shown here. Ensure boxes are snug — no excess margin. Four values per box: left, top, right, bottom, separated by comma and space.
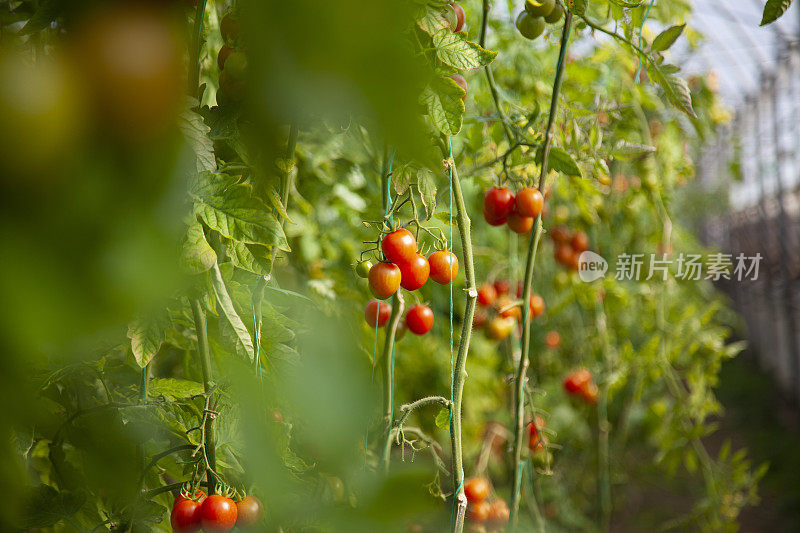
380, 291, 405, 473
447, 158, 477, 533
509, 11, 573, 529
191, 298, 217, 494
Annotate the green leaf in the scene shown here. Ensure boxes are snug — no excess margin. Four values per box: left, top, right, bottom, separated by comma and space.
646, 63, 696, 118
417, 169, 438, 220
190, 171, 238, 199
434, 408, 450, 429
417, 9, 450, 35
565, 0, 588, 16
610, 140, 657, 161
194, 185, 290, 251
127, 311, 170, 368
224, 238, 272, 276
761, 0, 793, 25
148, 378, 205, 400
651, 24, 685, 52
606, 0, 645, 6
421, 76, 465, 136
536, 146, 582, 176
180, 105, 217, 172
432, 31, 497, 70
21, 0, 62, 35
210, 262, 255, 362
19, 485, 85, 529
266, 186, 293, 224
181, 221, 217, 274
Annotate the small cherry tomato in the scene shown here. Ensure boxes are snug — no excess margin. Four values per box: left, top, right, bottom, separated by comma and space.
365, 299, 392, 328
529, 294, 545, 318
528, 415, 547, 452
405, 305, 434, 335
464, 477, 491, 504
395, 318, 408, 340
477, 284, 498, 307
355, 260, 373, 278
515, 187, 544, 218
493, 279, 510, 295
524, 0, 555, 17
200, 495, 238, 532
369, 262, 401, 298
382, 228, 417, 264
549, 225, 570, 244
429, 250, 459, 284
571, 230, 589, 253
220, 13, 240, 43
483, 188, 515, 226
270, 409, 283, 423
544, 330, 561, 349
399, 253, 430, 291
496, 295, 521, 321
451, 74, 467, 100
507, 210, 534, 234
487, 498, 510, 526
486, 317, 515, 340
467, 500, 492, 523
516, 11, 546, 40
171, 499, 202, 533
581, 382, 599, 405
563, 368, 592, 395
555, 243, 575, 267
235, 495, 264, 529
217, 45, 234, 71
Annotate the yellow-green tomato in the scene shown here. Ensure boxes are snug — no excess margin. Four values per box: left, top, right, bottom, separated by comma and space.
516, 11, 546, 40
525, 0, 555, 17
355, 260, 372, 278
544, 3, 564, 23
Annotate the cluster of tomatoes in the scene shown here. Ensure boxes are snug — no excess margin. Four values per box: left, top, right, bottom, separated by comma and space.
550, 225, 589, 271
444, 3, 469, 102
483, 187, 544, 235
170, 489, 263, 532
515, 0, 565, 41
216, 12, 246, 104
472, 279, 545, 341
359, 228, 458, 337
463, 477, 510, 532
563, 367, 598, 405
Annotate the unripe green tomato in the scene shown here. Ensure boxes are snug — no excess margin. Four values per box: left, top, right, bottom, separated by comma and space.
554, 270, 570, 289
524, 0, 555, 17
355, 260, 372, 278
327, 476, 345, 502
532, 450, 553, 469
544, 4, 564, 23
223, 51, 247, 81
516, 11, 546, 40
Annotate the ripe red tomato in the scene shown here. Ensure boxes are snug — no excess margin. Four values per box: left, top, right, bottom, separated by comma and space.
487, 498, 510, 525
200, 495, 238, 532
571, 230, 589, 253
368, 262, 401, 298
544, 330, 561, 349
171, 498, 202, 533
554, 243, 575, 267
381, 228, 417, 264
528, 415, 546, 451
496, 295, 521, 321
429, 250, 458, 284
451, 74, 467, 100
529, 294, 545, 318
395, 318, 408, 340
507, 210, 534, 234
464, 477, 491, 504
235, 495, 264, 529
563, 368, 592, 395
483, 188, 515, 226
472, 310, 488, 329
405, 305, 434, 335
493, 279, 510, 296
549, 225, 570, 244
515, 188, 544, 218
365, 299, 392, 328
477, 284, 497, 307
581, 382, 599, 405
399, 253, 430, 291
220, 13, 240, 44
467, 500, 492, 523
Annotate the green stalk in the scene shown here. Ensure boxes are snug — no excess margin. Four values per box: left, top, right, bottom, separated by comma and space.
189, 0, 209, 99
509, 13, 573, 529
448, 161, 478, 533
595, 301, 612, 532
191, 298, 217, 494
381, 292, 405, 472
